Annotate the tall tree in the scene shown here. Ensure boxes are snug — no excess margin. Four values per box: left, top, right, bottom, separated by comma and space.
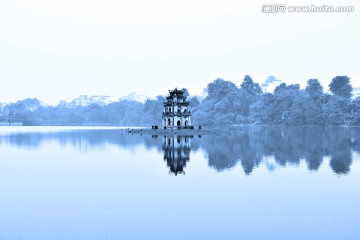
306, 79, 323, 98
238, 75, 262, 118
207, 78, 238, 100
193, 78, 239, 125
240, 75, 262, 96
329, 76, 353, 99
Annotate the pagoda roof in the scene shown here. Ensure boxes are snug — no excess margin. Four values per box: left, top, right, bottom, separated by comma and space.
169, 88, 184, 94
166, 88, 187, 99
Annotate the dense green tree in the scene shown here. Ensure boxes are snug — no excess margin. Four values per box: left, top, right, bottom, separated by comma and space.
306, 79, 323, 98
303, 99, 324, 125
329, 76, 353, 99
207, 78, 238, 100
240, 75, 262, 96
249, 93, 278, 124
350, 97, 360, 125
274, 83, 287, 94
142, 96, 166, 125
193, 78, 240, 125
323, 96, 352, 124
238, 75, 262, 118
189, 97, 200, 108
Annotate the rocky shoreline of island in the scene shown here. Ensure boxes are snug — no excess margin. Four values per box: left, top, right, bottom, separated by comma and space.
125, 127, 243, 136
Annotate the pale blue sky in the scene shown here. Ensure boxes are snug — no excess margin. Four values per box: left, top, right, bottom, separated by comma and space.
0, 0, 359, 104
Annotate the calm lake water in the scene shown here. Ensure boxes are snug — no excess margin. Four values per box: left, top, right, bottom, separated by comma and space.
0, 126, 359, 240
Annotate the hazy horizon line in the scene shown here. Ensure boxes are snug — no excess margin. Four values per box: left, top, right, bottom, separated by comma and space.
1, 76, 359, 106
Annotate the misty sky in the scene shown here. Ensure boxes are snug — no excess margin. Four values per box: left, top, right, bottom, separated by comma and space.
0, 0, 359, 104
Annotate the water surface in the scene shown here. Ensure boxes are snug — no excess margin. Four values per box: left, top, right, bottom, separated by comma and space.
0, 126, 359, 240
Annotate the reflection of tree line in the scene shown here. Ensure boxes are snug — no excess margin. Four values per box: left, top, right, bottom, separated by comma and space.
0, 130, 145, 150
1, 127, 359, 175
201, 126, 358, 175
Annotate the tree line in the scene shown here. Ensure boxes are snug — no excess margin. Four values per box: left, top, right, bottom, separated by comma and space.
192, 75, 360, 125
0, 75, 359, 126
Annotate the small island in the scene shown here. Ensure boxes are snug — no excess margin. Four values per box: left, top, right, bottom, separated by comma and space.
125, 87, 244, 136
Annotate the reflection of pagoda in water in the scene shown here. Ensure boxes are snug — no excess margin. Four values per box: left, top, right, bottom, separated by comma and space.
163, 135, 192, 175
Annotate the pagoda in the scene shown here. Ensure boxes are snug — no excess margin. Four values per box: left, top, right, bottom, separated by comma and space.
162, 88, 192, 128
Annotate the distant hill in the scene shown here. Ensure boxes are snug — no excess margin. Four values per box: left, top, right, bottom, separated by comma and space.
119, 92, 148, 103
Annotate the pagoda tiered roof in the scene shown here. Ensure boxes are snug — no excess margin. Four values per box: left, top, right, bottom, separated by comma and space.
166, 88, 186, 99
163, 88, 189, 106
